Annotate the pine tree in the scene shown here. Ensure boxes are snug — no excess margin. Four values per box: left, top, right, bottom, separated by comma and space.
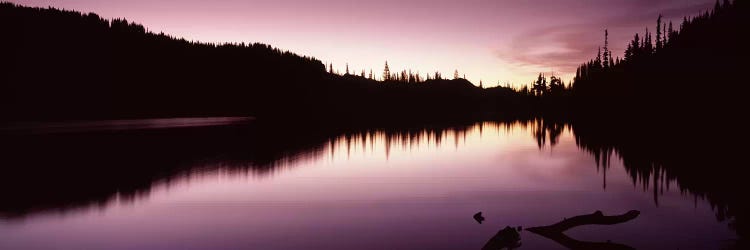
625, 43, 634, 61
682, 16, 688, 29
662, 21, 667, 48
533, 73, 547, 96
603, 30, 610, 69
667, 21, 675, 45
549, 75, 564, 94
383, 61, 390, 81
626, 33, 640, 61
644, 29, 653, 54
656, 15, 663, 50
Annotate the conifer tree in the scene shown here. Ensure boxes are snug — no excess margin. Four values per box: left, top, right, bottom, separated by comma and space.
644, 29, 653, 54
656, 15, 663, 50
603, 30, 610, 69
383, 61, 390, 81
667, 22, 675, 45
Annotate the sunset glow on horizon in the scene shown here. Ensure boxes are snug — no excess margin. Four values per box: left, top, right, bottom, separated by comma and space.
9, 0, 714, 87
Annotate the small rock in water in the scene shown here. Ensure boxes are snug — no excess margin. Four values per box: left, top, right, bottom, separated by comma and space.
473, 212, 485, 224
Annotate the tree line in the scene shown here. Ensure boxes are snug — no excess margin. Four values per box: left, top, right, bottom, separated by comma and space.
569, 0, 748, 120
1, 1, 747, 123
0, 2, 550, 123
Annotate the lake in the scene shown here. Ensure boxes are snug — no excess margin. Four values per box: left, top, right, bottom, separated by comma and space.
0, 119, 739, 249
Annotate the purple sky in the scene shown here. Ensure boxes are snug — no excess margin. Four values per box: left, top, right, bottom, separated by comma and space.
10, 0, 714, 86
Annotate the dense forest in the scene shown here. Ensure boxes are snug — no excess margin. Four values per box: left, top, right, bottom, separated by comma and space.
0, 2, 321, 121
0, 2, 541, 124
570, 0, 748, 120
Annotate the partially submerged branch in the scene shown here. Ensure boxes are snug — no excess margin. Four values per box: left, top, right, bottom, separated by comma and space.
525, 210, 640, 250
527, 210, 640, 234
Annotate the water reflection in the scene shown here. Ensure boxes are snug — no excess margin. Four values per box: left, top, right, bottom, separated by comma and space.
524, 210, 641, 250
569, 119, 747, 247
0, 119, 743, 249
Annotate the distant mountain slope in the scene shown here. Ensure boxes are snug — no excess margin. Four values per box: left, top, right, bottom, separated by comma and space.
0, 2, 328, 121
2, 2, 526, 123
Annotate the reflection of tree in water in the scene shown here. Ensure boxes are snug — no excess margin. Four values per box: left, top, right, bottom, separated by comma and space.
2, 118, 746, 248
1, 120, 529, 219
531, 118, 567, 150
559, 118, 747, 247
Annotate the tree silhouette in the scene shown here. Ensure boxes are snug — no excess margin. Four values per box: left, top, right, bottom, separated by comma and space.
532, 73, 548, 96
656, 15, 663, 51
549, 75, 564, 94
383, 61, 391, 81
603, 30, 610, 69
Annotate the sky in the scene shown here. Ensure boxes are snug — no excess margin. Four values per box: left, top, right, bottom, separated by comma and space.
10, 0, 715, 87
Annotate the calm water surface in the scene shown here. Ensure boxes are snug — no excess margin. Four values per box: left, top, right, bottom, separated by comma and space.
0, 121, 736, 249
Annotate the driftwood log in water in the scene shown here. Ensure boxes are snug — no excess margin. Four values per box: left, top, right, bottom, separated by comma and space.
527, 210, 640, 234
525, 210, 641, 250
